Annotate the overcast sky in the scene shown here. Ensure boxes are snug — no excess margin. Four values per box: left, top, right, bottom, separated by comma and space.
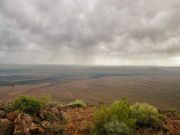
0, 0, 180, 66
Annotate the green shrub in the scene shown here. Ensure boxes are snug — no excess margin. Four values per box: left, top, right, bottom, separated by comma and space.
67, 100, 86, 107
130, 103, 163, 130
104, 120, 132, 135
5, 95, 46, 115
92, 99, 135, 135
92, 100, 164, 135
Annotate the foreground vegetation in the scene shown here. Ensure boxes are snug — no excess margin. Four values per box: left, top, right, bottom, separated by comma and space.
0, 95, 179, 135
93, 99, 165, 135
5, 95, 47, 114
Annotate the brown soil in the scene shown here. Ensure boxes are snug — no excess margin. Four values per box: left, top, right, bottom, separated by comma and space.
63, 107, 95, 135
165, 113, 180, 135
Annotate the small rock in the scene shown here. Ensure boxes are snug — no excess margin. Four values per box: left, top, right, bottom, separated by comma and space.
31, 122, 39, 132
0, 110, 5, 118
33, 116, 41, 123
38, 127, 45, 134
13, 113, 33, 135
0, 119, 14, 135
41, 121, 50, 129
6, 112, 18, 121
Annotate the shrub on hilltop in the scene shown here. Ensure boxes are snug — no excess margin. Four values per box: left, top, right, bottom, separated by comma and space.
5, 95, 46, 115
92, 99, 134, 135
67, 99, 86, 108
130, 103, 164, 130
92, 99, 165, 135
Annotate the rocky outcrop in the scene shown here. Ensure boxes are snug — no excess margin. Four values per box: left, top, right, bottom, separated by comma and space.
39, 105, 65, 122
0, 119, 14, 135
6, 112, 18, 121
13, 113, 46, 135
13, 113, 33, 135
0, 105, 66, 135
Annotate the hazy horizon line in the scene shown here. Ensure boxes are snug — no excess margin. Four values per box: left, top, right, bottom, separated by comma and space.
0, 63, 180, 68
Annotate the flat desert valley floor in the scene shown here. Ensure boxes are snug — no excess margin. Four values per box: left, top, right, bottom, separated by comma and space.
0, 65, 180, 111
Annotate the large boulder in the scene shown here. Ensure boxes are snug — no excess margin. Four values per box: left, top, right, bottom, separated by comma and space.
0, 119, 14, 135
13, 113, 33, 135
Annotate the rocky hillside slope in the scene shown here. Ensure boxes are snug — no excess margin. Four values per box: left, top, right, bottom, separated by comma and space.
0, 96, 179, 135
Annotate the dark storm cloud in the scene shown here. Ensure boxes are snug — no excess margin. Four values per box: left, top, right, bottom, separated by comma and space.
0, 0, 180, 65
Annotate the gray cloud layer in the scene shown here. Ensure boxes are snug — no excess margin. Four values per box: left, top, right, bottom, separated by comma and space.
0, 0, 180, 65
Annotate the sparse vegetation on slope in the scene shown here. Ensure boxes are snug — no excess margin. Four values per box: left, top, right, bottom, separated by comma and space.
92, 99, 165, 135
5, 95, 46, 114
0, 96, 179, 135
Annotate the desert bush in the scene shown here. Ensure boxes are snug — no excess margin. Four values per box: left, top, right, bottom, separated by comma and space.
5, 95, 46, 115
130, 103, 164, 130
104, 120, 132, 135
92, 99, 135, 135
93, 100, 165, 135
67, 99, 86, 107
